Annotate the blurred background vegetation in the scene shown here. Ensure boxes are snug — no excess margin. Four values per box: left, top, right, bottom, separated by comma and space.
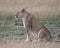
0, 0, 60, 41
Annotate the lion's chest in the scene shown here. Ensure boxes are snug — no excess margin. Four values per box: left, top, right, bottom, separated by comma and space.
22, 18, 25, 28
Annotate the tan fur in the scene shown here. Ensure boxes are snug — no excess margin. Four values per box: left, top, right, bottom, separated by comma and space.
15, 9, 52, 42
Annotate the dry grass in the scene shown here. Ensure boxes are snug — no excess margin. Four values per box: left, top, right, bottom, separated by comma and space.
0, 40, 60, 48
0, 0, 60, 20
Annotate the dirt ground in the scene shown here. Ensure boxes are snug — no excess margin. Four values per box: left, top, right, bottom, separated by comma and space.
0, 40, 60, 48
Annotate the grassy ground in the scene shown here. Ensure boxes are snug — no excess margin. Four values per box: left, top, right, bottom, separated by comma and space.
0, 19, 60, 41
0, 39, 60, 48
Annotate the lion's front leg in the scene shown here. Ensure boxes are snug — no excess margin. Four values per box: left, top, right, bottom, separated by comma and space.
25, 27, 31, 42
25, 33, 30, 42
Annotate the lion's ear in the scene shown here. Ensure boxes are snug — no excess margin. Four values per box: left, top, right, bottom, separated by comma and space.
21, 8, 26, 13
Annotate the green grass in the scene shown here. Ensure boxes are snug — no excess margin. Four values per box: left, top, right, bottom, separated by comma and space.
0, 19, 60, 41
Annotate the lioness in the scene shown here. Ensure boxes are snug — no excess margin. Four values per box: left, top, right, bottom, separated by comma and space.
15, 9, 52, 42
